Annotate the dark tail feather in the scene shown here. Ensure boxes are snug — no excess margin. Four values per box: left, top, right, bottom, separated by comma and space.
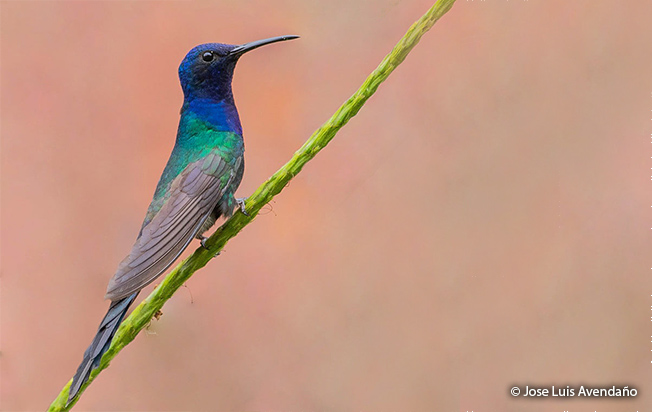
68, 292, 139, 404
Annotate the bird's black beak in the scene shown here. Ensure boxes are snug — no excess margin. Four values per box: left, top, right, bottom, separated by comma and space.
228, 35, 300, 57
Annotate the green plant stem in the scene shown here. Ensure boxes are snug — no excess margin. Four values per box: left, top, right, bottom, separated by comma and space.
48, 1, 456, 410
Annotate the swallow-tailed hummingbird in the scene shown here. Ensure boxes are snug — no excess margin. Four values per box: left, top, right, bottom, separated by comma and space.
68, 35, 299, 404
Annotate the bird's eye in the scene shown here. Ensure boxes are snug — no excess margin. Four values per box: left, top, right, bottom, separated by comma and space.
201, 52, 214, 62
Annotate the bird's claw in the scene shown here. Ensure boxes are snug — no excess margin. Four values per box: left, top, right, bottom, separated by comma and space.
199, 235, 221, 257
236, 197, 249, 216
199, 236, 222, 257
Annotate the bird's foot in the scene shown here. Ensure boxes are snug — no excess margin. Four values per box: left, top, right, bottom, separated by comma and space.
236, 197, 249, 216
199, 236, 221, 257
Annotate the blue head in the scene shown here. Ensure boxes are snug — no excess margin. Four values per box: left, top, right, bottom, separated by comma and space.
179, 35, 299, 103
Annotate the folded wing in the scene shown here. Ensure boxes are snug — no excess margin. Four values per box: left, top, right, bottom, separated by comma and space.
105, 152, 235, 301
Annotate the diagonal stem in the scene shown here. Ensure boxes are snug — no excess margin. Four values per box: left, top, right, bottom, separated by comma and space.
48, 1, 456, 410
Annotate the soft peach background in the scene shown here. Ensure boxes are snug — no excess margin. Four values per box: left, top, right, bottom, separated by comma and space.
2, 0, 652, 411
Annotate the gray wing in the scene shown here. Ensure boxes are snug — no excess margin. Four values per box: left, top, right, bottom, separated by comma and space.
105, 153, 237, 301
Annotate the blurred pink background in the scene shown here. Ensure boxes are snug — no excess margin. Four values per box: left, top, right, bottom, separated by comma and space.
2, 0, 652, 411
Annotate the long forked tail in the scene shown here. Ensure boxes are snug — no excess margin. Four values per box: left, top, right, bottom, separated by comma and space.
68, 292, 139, 405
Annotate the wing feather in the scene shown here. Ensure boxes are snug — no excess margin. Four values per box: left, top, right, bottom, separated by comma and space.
105, 153, 236, 301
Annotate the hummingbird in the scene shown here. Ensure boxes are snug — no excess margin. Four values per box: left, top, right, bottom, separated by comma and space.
68, 35, 299, 404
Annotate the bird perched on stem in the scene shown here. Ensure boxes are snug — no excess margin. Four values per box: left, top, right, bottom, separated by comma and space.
68, 35, 299, 405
